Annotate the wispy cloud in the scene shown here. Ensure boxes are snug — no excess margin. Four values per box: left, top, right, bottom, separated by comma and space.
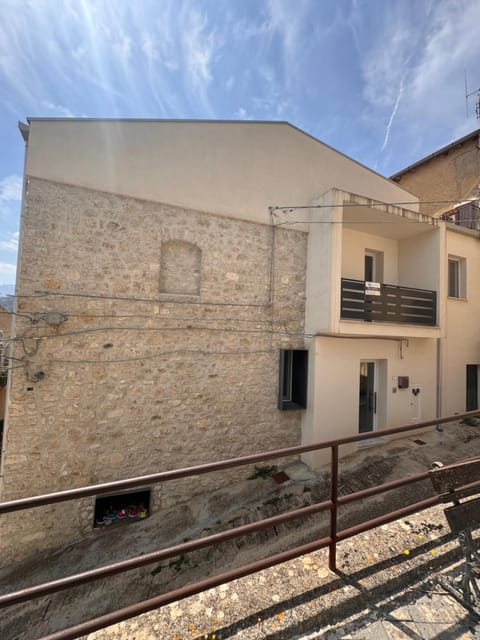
0, 175, 22, 202
0, 231, 19, 252
41, 101, 75, 118
181, 8, 217, 88
111, 32, 132, 64
1, 0, 480, 187
141, 32, 159, 64
0, 262, 16, 281
265, 0, 311, 81
351, 0, 480, 170
177, 5, 224, 115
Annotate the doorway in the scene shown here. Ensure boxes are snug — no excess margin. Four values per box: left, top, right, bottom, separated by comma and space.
364, 250, 383, 283
359, 361, 376, 432
466, 364, 480, 411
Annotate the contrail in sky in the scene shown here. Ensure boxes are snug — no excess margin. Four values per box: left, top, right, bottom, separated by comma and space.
381, 78, 404, 151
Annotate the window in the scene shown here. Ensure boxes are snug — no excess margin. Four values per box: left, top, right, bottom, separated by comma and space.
278, 349, 308, 410
448, 256, 466, 298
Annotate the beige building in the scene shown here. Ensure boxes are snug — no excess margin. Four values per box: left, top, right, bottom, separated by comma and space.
393, 130, 480, 419
0, 119, 448, 566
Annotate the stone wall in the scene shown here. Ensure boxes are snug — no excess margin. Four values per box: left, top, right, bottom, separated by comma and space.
394, 136, 480, 216
0, 177, 307, 567
0, 304, 11, 438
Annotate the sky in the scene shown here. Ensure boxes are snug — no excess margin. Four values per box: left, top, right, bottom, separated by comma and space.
1, 0, 480, 284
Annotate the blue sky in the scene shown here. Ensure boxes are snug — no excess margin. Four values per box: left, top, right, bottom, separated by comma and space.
1, 0, 480, 284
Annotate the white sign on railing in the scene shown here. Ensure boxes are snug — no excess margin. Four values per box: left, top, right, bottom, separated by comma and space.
365, 281, 381, 296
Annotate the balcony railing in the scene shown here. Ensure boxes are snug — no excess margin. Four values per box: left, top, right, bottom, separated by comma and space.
1, 410, 480, 640
341, 278, 437, 326
442, 201, 480, 231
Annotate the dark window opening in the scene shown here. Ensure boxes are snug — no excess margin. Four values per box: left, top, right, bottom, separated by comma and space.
448, 259, 459, 297
448, 256, 466, 298
94, 489, 151, 528
278, 349, 308, 410
466, 364, 479, 411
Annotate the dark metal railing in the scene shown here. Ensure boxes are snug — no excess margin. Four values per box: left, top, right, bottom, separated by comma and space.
442, 202, 480, 231
1, 409, 480, 640
341, 278, 437, 326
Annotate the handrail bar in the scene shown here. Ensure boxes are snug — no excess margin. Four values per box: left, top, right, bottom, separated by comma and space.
2, 465, 452, 610
0, 499, 332, 609
2, 410, 480, 640
2, 409, 479, 515
342, 277, 437, 295
36, 536, 333, 640
34, 494, 441, 640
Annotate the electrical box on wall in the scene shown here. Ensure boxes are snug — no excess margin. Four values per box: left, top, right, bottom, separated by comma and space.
398, 376, 409, 389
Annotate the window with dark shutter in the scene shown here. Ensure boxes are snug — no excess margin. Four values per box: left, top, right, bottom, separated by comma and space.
278, 349, 308, 410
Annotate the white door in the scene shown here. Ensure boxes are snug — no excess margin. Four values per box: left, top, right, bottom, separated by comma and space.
411, 385, 421, 422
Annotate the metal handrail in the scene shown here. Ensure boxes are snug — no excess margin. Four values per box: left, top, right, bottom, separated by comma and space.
2, 409, 475, 515
1, 409, 479, 640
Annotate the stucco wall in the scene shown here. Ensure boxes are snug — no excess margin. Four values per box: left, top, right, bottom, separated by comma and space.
25, 119, 418, 227
341, 228, 399, 283
442, 228, 480, 415
302, 335, 438, 468
398, 230, 440, 293
0, 178, 307, 567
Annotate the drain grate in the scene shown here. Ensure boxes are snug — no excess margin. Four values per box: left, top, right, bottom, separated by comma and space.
413, 439, 427, 445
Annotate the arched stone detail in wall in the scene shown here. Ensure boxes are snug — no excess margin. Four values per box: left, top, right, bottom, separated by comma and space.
159, 240, 202, 295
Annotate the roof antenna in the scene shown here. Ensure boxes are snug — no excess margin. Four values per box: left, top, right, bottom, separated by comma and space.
465, 70, 480, 119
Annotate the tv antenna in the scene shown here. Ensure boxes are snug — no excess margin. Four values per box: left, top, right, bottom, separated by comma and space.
465, 71, 480, 119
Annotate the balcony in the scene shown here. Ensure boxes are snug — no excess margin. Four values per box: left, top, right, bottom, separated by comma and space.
341, 278, 437, 326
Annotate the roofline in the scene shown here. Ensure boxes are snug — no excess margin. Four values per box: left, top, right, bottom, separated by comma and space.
391, 128, 480, 180
25, 117, 418, 201
26, 117, 290, 124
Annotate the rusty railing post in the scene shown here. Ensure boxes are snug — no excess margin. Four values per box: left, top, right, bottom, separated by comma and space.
329, 444, 339, 571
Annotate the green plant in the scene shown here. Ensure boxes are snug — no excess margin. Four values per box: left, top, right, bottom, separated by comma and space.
150, 564, 163, 576
169, 555, 190, 572
264, 492, 294, 508
264, 496, 282, 507
248, 465, 278, 480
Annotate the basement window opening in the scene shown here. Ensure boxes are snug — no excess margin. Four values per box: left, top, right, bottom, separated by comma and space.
94, 488, 151, 528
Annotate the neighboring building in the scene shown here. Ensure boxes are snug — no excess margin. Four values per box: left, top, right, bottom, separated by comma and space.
0, 119, 447, 567
393, 130, 480, 418
391, 128, 480, 221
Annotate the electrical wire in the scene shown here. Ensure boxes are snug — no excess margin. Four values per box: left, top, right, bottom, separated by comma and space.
274, 219, 441, 227
269, 198, 480, 213
0, 323, 310, 345
25, 325, 310, 341
0, 309, 286, 325
12, 291, 272, 306
45, 347, 276, 365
